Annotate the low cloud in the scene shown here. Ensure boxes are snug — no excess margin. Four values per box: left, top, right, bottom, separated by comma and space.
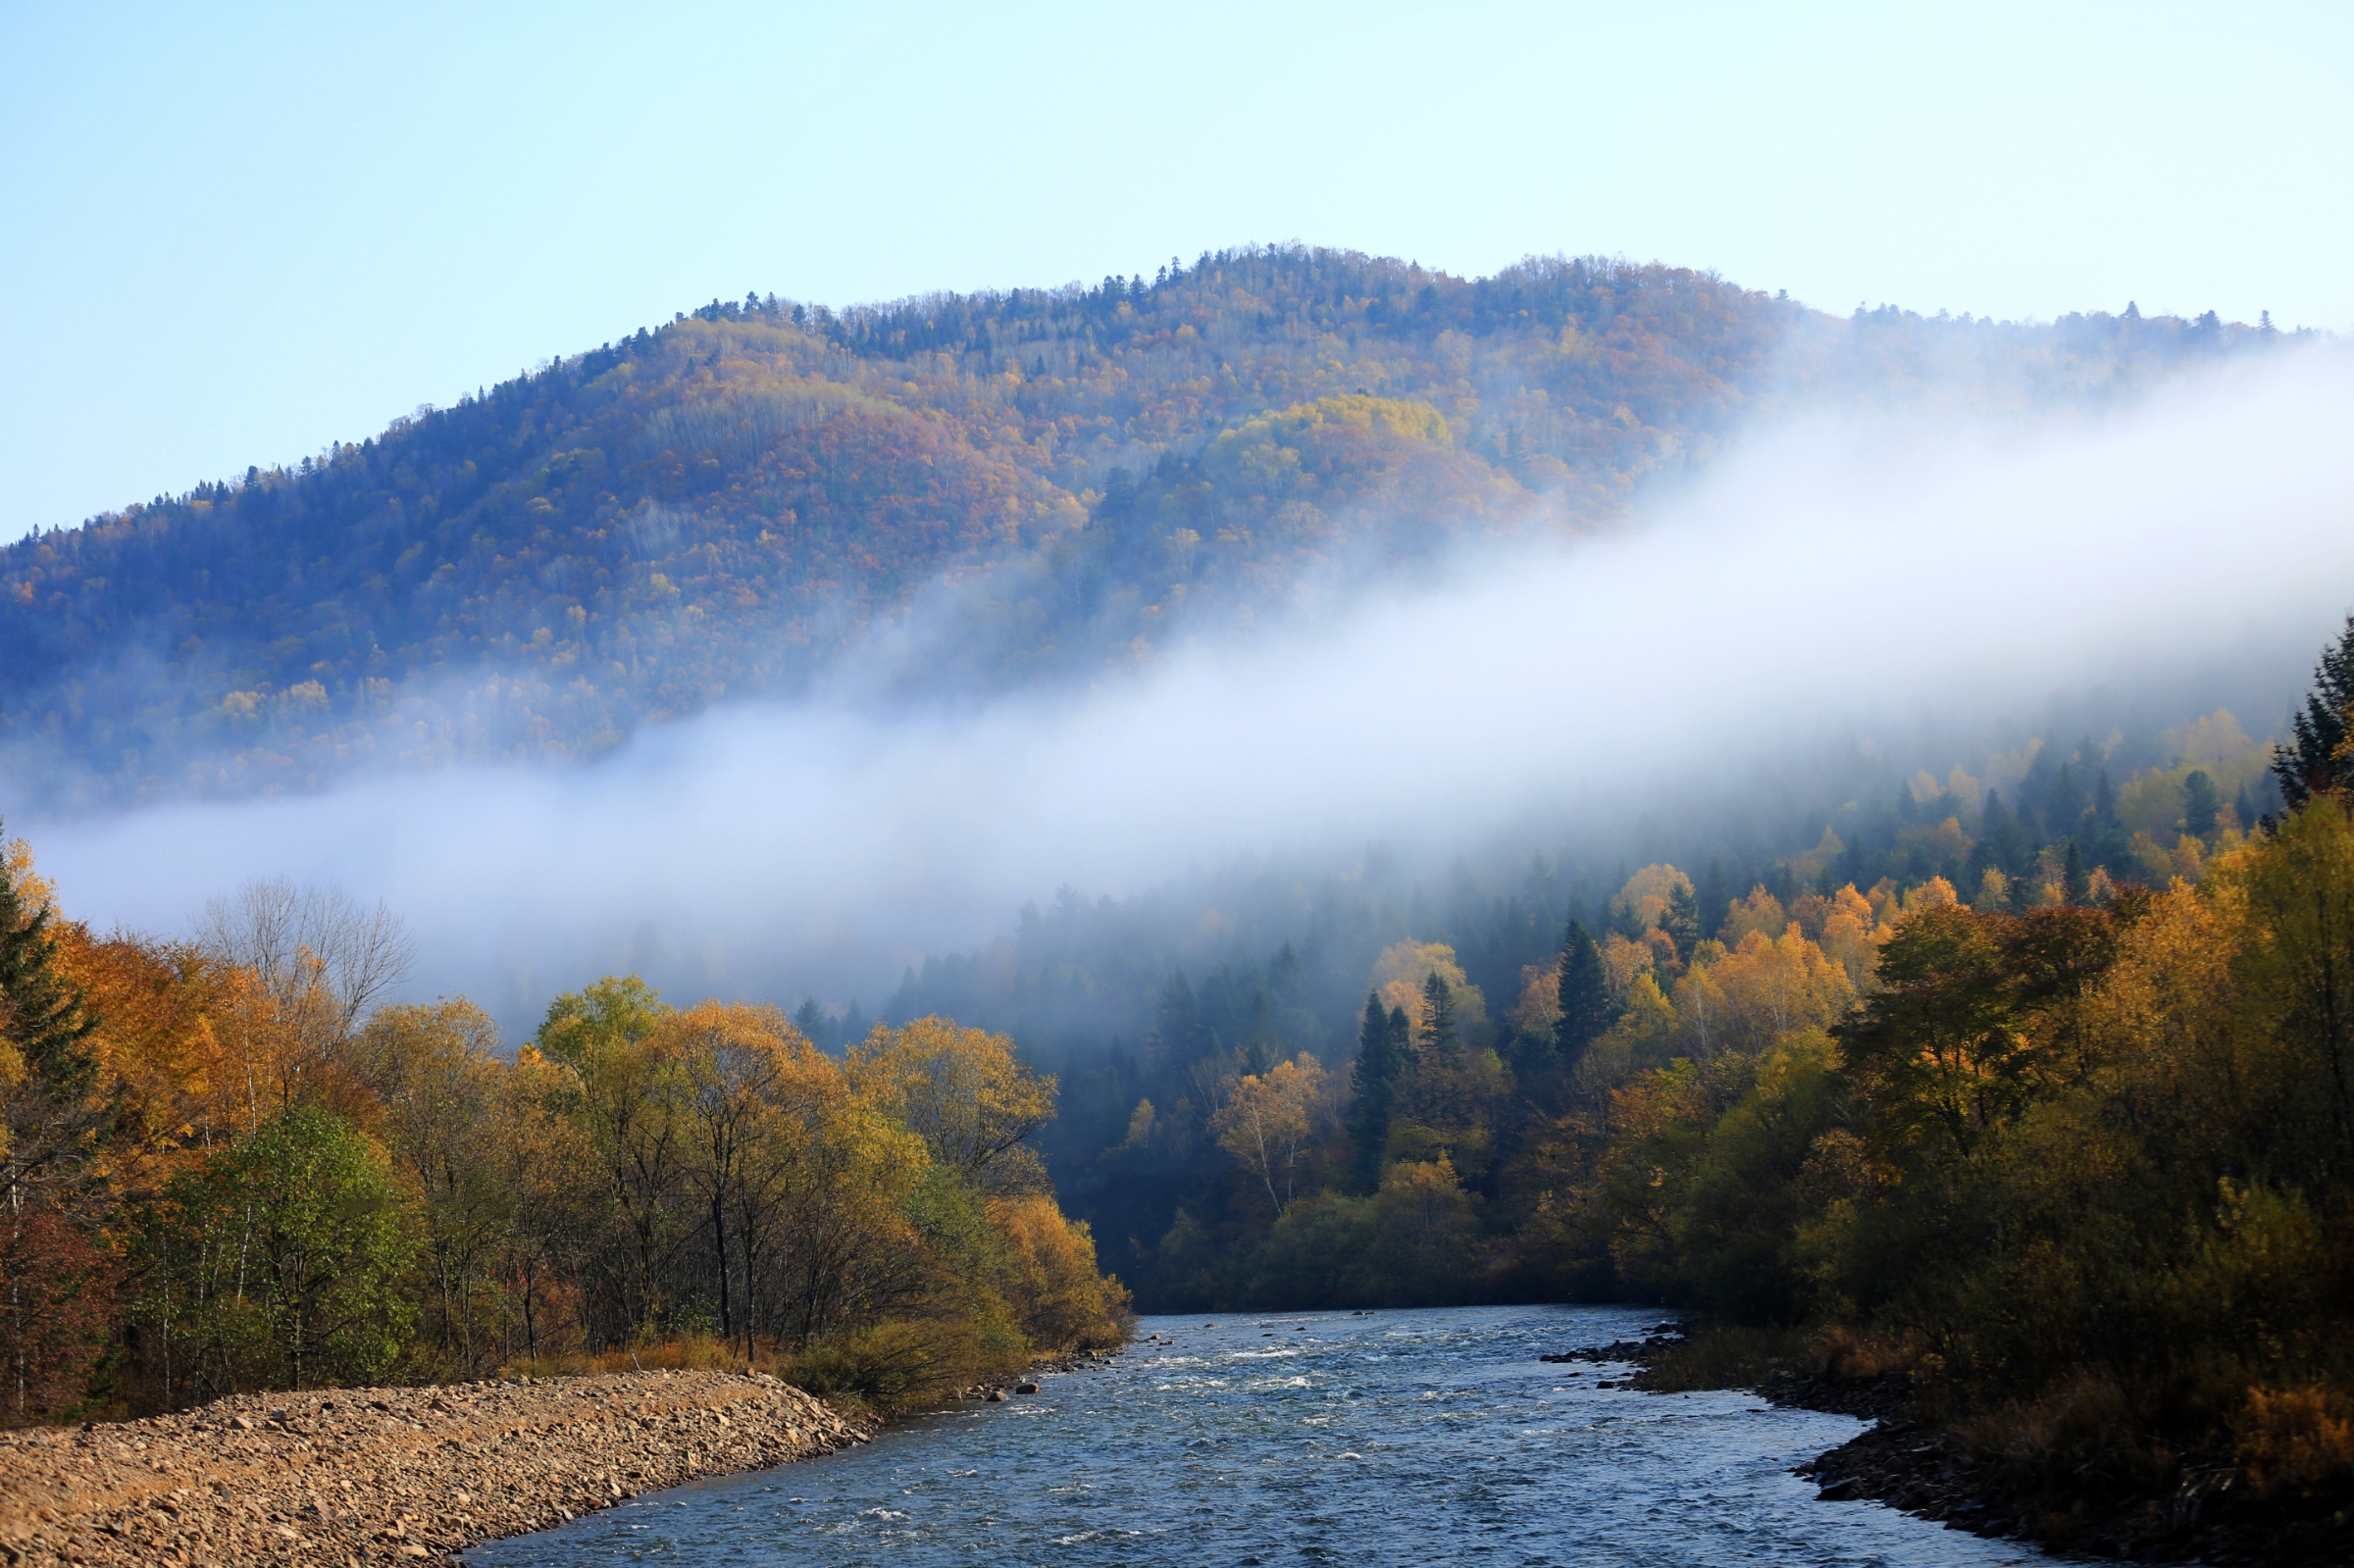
26, 342, 2354, 1039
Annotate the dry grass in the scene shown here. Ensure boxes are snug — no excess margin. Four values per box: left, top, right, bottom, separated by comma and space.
496, 1320, 1035, 1414
1808, 1322, 1919, 1383
1952, 1371, 2180, 1498
500, 1332, 789, 1381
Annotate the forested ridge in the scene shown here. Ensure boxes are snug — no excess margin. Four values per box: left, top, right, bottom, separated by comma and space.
1, 247, 2281, 804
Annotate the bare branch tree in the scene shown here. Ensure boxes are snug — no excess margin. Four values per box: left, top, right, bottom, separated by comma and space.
196, 879, 416, 1035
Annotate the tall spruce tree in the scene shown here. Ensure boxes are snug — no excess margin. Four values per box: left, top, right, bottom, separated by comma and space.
1663, 882, 1702, 960
0, 833, 96, 1101
2182, 771, 2221, 839
1555, 920, 1613, 1066
2274, 614, 2354, 810
2062, 839, 2091, 905
1349, 992, 1408, 1191
1420, 973, 1461, 1062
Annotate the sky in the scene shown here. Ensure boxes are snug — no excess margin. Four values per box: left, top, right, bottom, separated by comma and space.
3, 0, 2349, 543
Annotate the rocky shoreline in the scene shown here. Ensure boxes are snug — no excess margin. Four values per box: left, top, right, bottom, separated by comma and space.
1594, 1327, 2353, 1565
0, 1370, 875, 1567
954, 1344, 1122, 1402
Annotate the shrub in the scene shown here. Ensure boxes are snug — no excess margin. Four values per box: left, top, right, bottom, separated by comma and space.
2233, 1386, 2354, 1502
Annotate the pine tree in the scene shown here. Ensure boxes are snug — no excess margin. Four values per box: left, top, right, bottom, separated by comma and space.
1663, 882, 1701, 959
2182, 771, 2221, 839
793, 997, 830, 1051
2274, 615, 2354, 809
1555, 920, 1613, 1065
2062, 840, 2090, 905
1420, 974, 1460, 1061
0, 835, 96, 1101
1349, 992, 1407, 1191
1151, 969, 1205, 1060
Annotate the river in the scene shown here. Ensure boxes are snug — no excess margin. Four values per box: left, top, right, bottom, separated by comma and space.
467, 1304, 2039, 1566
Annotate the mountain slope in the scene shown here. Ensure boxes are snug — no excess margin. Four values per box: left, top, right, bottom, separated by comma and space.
0, 246, 2275, 804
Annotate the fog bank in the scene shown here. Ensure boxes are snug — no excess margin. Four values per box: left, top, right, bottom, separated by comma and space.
26, 344, 2354, 1039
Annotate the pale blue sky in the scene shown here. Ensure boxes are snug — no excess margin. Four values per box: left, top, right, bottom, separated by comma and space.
4, 1, 2347, 541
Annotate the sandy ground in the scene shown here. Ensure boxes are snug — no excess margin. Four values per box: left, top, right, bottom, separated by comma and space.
0, 1370, 874, 1566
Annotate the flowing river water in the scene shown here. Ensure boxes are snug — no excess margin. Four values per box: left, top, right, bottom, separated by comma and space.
468, 1304, 2041, 1567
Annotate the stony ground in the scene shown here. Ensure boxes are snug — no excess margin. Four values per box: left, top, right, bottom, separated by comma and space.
0, 1370, 874, 1567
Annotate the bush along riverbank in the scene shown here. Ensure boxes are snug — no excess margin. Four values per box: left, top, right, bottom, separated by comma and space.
1612, 1326, 2354, 1565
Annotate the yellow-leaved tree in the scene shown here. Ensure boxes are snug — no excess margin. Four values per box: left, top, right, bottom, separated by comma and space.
1211, 1054, 1329, 1216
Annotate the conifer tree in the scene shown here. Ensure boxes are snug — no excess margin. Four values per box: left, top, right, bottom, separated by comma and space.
2062, 840, 2090, 905
0, 833, 96, 1101
1555, 920, 1613, 1066
1349, 992, 1407, 1191
1663, 883, 1702, 958
2274, 614, 2354, 809
792, 997, 830, 1051
2182, 771, 2220, 839
1420, 973, 1460, 1061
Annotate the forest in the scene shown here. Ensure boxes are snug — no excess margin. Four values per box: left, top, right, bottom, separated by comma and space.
0, 247, 2289, 806
0, 864, 1128, 1427
919, 620, 2344, 1529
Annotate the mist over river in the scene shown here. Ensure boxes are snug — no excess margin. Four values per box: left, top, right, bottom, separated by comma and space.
466, 1305, 2039, 1567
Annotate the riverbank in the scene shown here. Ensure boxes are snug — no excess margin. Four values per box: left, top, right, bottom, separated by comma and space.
1613, 1326, 2353, 1566
0, 1370, 875, 1567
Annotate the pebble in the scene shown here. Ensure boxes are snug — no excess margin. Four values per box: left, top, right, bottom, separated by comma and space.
0, 1369, 874, 1566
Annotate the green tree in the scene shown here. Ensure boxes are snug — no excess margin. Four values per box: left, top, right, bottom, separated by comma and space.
1554, 920, 1613, 1066
535, 973, 668, 1066
2062, 839, 2090, 905
139, 1105, 419, 1397
1834, 908, 2028, 1161
0, 827, 97, 1101
1420, 973, 1461, 1062
2182, 770, 2221, 838
1663, 882, 1702, 959
1349, 992, 1407, 1190
2273, 614, 2354, 809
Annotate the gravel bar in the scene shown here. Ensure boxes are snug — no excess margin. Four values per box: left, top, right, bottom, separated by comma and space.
0, 1370, 874, 1566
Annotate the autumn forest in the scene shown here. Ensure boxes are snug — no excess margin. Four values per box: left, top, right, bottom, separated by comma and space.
2, 248, 2348, 1548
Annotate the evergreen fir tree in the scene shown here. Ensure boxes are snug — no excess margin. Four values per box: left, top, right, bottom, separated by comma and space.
1420, 973, 1460, 1061
2273, 614, 2354, 809
793, 997, 829, 1050
1555, 920, 1613, 1066
2182, 771, 2220, 839
2062, 840, 2090, 905
1151, 969, 1204, 1060
0, 835, 96, 1100
1663, 882, 1701, 960
1349, 992, 1407, 1191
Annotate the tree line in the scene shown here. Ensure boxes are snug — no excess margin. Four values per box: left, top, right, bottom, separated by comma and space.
0, 878, 1126, 1426
1042, 622, 2354, 1527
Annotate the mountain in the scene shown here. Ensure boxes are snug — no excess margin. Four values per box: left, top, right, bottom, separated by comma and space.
0, 246, 2277, 805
